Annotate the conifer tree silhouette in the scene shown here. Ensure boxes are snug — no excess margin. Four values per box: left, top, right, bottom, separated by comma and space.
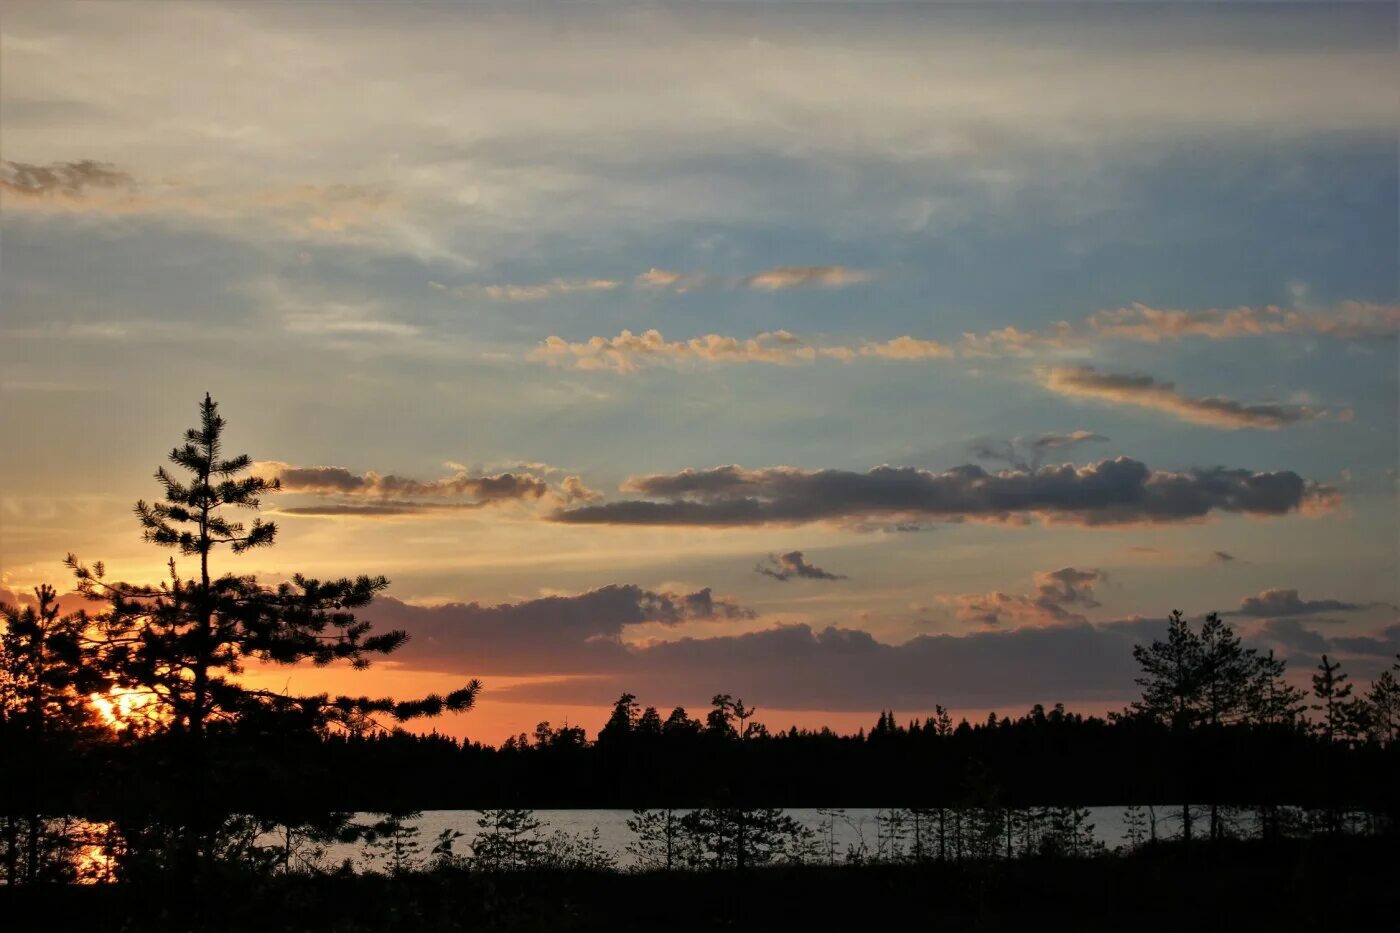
64, 394, 480, 872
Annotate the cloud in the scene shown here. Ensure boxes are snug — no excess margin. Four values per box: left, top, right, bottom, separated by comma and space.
528, 300, 1398, 376
1332, 624, 1400, 658
956, 303, 1399, 359
260, 462, 548, 500
1255, 618, 1333, 655
5, 3, 1394, 269
434, 279, 621, 302
633, 265, 868, 293
960, 323, 1076, 357
1253, 620, 1400, 666
1044, 366, 1338, 429
560, 475, 603, 503
969, 430, 1108, 471
528, 329, 819, 373
635, 268, 711, 292
528, 329, 953, 372
359, 585, 754, 675
954, 567, 1105, 627
377, 593, 1395, 711
855, 336, 954, 360
362, 583, 1168, 708
755, 551, 846, 582
253, 461, 589, 517
1084, 302, 1400, 343
488, 619, 1160, 711
1, 159, 397, 243
1233, 588, 1365, 618
742, 266, 868, 291
0, 159, 132, 198
553, 457, 1339, 528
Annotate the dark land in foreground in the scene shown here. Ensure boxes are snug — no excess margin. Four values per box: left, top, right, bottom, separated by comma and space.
5, 837, 1397, 933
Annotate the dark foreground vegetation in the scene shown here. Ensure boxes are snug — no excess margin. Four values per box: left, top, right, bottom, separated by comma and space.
4, 837, 1397, 932
2, 396, 1398, 930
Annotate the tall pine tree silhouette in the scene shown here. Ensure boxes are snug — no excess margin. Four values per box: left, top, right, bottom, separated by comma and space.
66, 394, 480, 871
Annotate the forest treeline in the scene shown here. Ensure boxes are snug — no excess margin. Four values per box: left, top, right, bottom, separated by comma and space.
1, 396, 1397, 887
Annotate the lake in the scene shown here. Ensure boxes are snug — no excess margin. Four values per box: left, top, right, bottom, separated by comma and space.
337, 806, 1173, 870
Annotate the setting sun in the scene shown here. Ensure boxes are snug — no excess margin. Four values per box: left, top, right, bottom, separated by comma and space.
88, 687, 162, 733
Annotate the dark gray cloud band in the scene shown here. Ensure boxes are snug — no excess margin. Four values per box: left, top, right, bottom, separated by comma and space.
552, 458, 1339, 528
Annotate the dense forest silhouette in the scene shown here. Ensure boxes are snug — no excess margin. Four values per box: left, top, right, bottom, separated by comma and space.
2, 396, 1397, 929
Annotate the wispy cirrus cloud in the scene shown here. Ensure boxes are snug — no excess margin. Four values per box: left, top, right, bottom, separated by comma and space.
431, 278, 622, 302
1044, 366, 1344, 429
1, 159, 397, 240
953, 567, 1105, 627
1, 159, 132, 199
755, 550, 846, 582
431, 265, 867, 304
635, 265, 869, 293
552, 457, 1340, 529
969, 430, 1109, 471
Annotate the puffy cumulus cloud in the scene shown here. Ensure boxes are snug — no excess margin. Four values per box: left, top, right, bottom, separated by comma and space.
0, 159, 132, 199
433, 279, 621, 302
528, 299, 1397, 374
553, 458, 1339, 528
954, 567, 1105, 627
960, 323, 1076, 357
358, 585, 754, 674
855, 336, 955, 360
755, 551, 846, 582
528, 329, 824, 373
528, 329, 953, 373
253, 461, 601, 517
1044, 366, 1340, 430
1233, 588, 1366, 618
969, 430, 1108, 471
743, 266, 868, 291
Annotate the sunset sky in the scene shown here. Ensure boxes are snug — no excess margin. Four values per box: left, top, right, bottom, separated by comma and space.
2, 1, 1397, 743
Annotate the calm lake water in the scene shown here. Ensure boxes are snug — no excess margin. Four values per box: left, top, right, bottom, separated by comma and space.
335, 806, 1170, 870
